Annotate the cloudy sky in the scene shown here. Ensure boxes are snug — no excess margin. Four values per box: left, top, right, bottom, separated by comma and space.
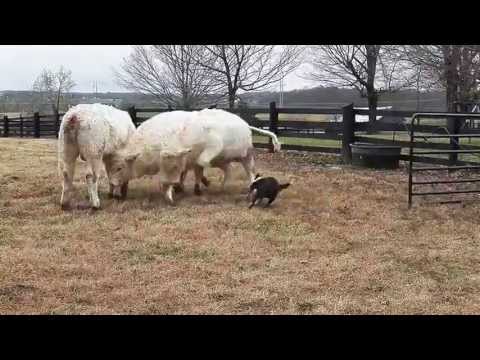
0, 45, 313, 93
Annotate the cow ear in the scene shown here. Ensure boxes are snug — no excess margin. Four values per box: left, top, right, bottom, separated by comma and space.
255, 173, 261, 179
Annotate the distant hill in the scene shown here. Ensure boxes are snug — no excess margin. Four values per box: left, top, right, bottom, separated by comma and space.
0, 86, 447, 113
237, 86, 446, 111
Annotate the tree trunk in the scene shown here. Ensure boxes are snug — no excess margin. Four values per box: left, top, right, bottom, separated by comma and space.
56, 87, 62, 114
367, 91, 378, 125
443, 45, 460, 113
228, 93, 236, 110
182, 96, 190, 110
443, 45, 461, 166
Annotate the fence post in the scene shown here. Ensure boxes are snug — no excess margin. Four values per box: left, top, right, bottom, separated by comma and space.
20, 114, 24, 138
55, 111, 60, 138
3, 115, 9, 137
128, 106, 137, 127
269, 101, 279, 153
447, 104, 461, 166
342, 103, 355, 164
33, 112, 40, 138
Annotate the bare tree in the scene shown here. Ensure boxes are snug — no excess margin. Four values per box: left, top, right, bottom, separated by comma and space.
305, 45, 414, 124
402, 45, 480, 112
32, 66, 75, 114
193, 45, 304, 109
115, 45, 217, 109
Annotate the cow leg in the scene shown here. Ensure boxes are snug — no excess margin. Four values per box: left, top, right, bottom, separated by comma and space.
241, 151, 256, 185
164, 184, 175, 205
108, 183, 115, 199
158, 180, 174, 204
196, 140, 223, 169
193, 165, 204, 196
104, 155, 119, 199
107, 181, 127, 199
60, 160, 77, 210
201, 174, 210, 187
174, 170, 187, 193
120, 182, 129, 200
85, 158, 103, 210
192, 166, 209, 187
60, 146, 79, 210
221, 163, 232, 191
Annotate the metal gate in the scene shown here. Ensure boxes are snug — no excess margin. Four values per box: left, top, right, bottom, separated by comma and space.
408, 112, 480, 208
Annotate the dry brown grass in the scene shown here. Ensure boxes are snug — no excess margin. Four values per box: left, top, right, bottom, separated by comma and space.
1, 138, 480, 314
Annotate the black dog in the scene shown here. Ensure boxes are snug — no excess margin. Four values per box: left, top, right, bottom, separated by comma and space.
247, 174, 290, 209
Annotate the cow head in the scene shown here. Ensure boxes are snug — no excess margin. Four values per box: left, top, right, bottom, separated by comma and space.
106, 151, 140, 198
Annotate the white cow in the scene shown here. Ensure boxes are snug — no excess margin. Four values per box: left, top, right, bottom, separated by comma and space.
58, 103, 136, 210
176, 109, 281, 195
108, 109, 280, 204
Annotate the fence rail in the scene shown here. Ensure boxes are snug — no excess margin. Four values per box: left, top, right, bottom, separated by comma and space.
134, 103, 478, 166
3, 104, 480, 167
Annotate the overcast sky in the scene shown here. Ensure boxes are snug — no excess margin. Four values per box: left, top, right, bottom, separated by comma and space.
0, 45, 314, 93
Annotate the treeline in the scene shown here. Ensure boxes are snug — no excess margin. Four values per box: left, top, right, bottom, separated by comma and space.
238, 87, 446, 111
0, 86, 447, 114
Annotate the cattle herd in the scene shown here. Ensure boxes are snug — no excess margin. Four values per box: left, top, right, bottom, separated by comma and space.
58, 103, 288, 210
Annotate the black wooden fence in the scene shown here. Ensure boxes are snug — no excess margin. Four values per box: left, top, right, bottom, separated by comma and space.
130, 103, 480, 165
1, 112, 62, 139
129, 104, 345, 155
2, 103, 480, 166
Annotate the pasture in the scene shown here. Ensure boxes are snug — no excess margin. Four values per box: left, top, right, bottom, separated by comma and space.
1, 138, 480, 314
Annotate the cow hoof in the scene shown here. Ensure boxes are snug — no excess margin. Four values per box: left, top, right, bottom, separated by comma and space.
174, 184, 184, 193
164, 197, 176, 206
194, 186, 202, 196
61, 203, 71, 211
201, 176, 210, 187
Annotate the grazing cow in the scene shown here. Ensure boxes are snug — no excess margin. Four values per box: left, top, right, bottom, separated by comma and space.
58, 103, 136, 210
247, 174, 290, 209
155, 109, 281, 196
108, 109, 280, 204
107, 111, 193, 204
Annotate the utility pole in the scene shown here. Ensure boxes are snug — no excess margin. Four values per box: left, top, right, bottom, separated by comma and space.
416, 67, 421, 111
279, 71, 284, 107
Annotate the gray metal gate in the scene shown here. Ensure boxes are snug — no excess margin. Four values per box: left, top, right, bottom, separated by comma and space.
408, 112, 480, 208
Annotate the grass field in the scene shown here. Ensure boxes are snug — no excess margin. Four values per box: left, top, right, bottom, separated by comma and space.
255, 113, 335, 122
2, 138, 480, 314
